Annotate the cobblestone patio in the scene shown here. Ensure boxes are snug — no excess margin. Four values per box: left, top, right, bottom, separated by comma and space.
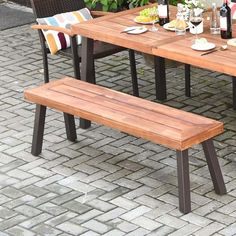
0, 9, 236, 235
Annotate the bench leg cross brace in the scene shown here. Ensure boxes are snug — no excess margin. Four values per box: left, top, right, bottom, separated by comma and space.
176, 149, 191, 214
202, 139, 226, 195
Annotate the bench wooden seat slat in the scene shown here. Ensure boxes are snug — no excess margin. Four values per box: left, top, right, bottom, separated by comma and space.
24, 77, 226, 214
54, 83, 210, 131
57, 78, 222, 126
25, 78, 223, 151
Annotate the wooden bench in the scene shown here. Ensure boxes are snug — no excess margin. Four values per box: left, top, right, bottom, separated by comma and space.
24, 77, 226, 214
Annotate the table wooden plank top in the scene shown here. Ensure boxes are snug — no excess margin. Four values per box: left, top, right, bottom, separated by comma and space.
71, 5, 236, 76
153, 32, 236, 76
71, 5, 183, 54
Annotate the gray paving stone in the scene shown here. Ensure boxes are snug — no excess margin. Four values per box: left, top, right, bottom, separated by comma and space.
206, 211, 235, 225
86, 199, 115, 212
117, 221, 139, 233
63, 200, 91, 214
19, 213, 52, 229
110, 197, 139, 210
6, 226, 36, 236
80, 231, 100, 236
103, 229, 125, 236
120, 206, 152, 221
82, 219, 111, 234
32, 224, 62, 236
74, 209, 102, 224
134, 195, 163, 208
56, 221, 87, 235
181, 212, 213, 227
114, 178, 142, 189
147, 225, 175, 236
45, 212, 78, 226
125, 228, 150, 236
131, 216, 162, 231
38, 202, 67, 216
0, 206, 17, 219
168, 223, 200, 236
0, 18, 236, 236
14, 205, 42, 217
96, 208, 126, 222
0, 214, 27, 231
90, 179, 118, 191
98, 187, 129, 201
193, 222, 225, 236
219, 222, 236, 236
123, 186, 153, 200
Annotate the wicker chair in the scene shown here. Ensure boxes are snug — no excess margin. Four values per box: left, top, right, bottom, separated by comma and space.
30, 0, 138, 92
30, 0, 139, 134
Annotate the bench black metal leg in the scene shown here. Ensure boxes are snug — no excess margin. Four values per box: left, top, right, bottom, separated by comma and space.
202, 139, 226, 195
232, 76, 236, 110
176, 149, 191, 214
80, 37, 95, 129
128, 49, 139, 97
185, 64, 191, 97
63, 113, 77, 141
31, 104, 46, 156
154, 56, 166, 100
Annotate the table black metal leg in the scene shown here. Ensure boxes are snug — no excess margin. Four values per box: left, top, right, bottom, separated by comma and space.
202, 139, 226, 195
128, 49, 139, 97
154, 56, 167, 100
71, 35, 81, 79
176, 149, 191, 214
185, 64, 191, 97
232, 76, 236, 110
31, 104, 46, 156
80, 37, 95, 129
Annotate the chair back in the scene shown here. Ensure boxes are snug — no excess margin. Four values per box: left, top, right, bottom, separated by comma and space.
30, 0, 86, 18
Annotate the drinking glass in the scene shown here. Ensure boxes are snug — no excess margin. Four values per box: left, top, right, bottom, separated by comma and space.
189, 8, 203, 44
149, 10, 158, 32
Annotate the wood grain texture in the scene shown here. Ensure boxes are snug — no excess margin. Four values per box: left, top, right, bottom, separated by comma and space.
71, 4, 236, 76
24, 77, 223, 151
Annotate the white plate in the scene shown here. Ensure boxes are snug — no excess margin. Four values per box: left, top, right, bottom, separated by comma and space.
163, 22, 189, 31
191, 42, 216, 51
126, 26, 148, 34
134, 17, 158, 25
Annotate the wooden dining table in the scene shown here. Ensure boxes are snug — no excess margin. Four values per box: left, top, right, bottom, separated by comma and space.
71, 4, 236, 109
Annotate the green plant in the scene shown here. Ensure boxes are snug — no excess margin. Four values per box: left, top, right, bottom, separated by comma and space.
169, 0, 183, 6
127, 0, 149, 8
84, 0, 126, 11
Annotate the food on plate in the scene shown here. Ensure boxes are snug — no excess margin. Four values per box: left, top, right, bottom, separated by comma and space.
168, 19, 188, 29
168, 19, 177, 28
135, 15, 153, 23
195, 38, 208, 44
135, 6, 159, 23
227, 38, 236, 46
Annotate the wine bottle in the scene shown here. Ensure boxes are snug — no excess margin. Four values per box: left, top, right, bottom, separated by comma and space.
220, 0, 232, 39
158, 0, 169, 26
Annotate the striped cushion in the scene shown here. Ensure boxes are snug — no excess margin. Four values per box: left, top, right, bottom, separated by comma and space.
37, 8, 93, 55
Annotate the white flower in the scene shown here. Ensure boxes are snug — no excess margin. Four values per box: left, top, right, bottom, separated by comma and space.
184, 0, 204, 9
